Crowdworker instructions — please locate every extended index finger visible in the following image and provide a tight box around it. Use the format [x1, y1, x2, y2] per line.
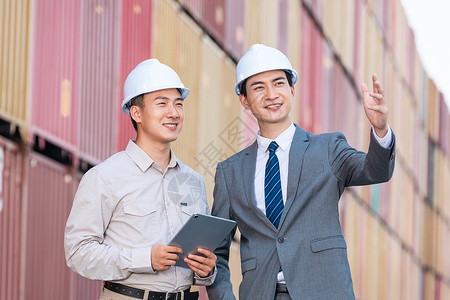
[372, 73, 383, 95]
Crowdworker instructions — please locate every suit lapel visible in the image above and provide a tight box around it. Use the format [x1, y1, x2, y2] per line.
[242, 141, 257, 208]
[279, 125, 309, 228]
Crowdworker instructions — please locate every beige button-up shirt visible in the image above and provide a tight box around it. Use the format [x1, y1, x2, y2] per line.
[64, 140, 215, 291]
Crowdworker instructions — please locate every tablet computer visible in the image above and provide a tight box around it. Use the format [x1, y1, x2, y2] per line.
[169, 213, 236, 268]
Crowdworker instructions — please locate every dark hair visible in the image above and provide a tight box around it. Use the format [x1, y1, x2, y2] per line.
[239, 70, 293, 97]
[126, 95, 145, 131]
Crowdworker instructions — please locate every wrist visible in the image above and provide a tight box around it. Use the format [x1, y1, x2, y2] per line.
[373, 125, 388, 138]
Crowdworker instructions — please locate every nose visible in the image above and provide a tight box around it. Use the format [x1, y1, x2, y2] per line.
[265, 85, 278, 100]
[166, 102, 179, 119]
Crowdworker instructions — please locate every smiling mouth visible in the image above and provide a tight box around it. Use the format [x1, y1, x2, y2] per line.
[266, 104, 281, 109]
[164, 123, 178, 128]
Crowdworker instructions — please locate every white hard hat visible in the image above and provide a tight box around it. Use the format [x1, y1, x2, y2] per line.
[234, 44, 298, 95]
[122, 59, 190, 113]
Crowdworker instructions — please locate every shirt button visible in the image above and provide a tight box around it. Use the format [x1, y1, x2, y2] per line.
[278, 237, 284, 243]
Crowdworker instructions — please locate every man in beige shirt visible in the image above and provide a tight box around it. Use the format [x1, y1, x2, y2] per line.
[65, 59, 217, 300]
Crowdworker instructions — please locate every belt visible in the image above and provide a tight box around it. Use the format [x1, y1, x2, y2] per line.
[104, 282, 199, 300]
[276, 283, 289, 294]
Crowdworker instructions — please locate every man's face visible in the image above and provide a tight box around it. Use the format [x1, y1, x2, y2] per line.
[239, 70, 294, 127]
[133, 88, 184, 145]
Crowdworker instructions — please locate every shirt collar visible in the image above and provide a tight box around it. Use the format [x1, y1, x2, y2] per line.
[125, 140, 180, 172]
[256, 123, 296, 152]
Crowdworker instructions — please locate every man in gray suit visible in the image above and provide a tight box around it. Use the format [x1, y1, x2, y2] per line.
[206, 44, 395, 299]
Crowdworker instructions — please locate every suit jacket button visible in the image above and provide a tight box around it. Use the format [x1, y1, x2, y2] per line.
[278, 237, 284, 243]
[390, 153, 395, 160]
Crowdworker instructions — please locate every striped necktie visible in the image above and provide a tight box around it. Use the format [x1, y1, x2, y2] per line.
[265, 141, 284, 228]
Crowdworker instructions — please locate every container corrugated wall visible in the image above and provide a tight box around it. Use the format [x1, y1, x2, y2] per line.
[31, 0, 81, 152]
[245, 0, 279, 47]
[224, 0, 244, 60]
[204, 0, 225, 46]
[78, 0, 120, 164]
[0, 137, 23, 300]
[0, 0, 31, 137]
[2, 0, 450, 298]
[171, 12, 203, 168]
[23, 152, 101, 299]
[300, 9, 323, 134]
[117, 0, 153, 151]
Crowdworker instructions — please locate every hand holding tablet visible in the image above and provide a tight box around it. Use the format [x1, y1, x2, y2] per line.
[169, 213, 236, 269]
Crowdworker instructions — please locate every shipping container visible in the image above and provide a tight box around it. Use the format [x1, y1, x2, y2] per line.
[427, 79, 440, 143]
[117, 0, 153, 151]
[0, 0, 31, 138]
[352, 0, 365, 83]
[179, 0, 203, 21]
[224, 0, 244, 60]
[245, 0, 279, 47]
[0, 137, 23, 300]
[383, 0, 394, 50]
[300, 10, 323, 134]
[323, 0, 355, 71]
[23, 152, 101, 299]
[275, 0, 288, 55]
[30, 0, 81, 153]
[171, 12, 203, 168]
[438, 94, 449, 155]
[422, 271, 436, 300]
[153, 0, 179, 70]
[388, 236, 402, 299]
[78, 0, 120, 164]
[203, 0, 225, 46]
[341, 191, 360, 296]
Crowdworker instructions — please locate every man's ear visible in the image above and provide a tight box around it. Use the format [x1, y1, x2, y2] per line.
[290, 84, 295, 97]
[239, 94, 251, 111]
[130, 106, 141, 123]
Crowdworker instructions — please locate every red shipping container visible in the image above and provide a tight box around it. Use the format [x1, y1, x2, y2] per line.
[30, 0, 81, 153]
[23, 153, 101, 299]
[182, 0, 204, 22]
[78, 0, 120, 164]
[0, 137, 23, 300]
[117, 0, 153, 151]
[204, 0, 225, 46]
[225, 0, 244, 60]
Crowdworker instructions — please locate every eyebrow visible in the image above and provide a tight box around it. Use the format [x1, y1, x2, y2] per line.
[154, 96, 183, 101]
[249, 76, 286, 87]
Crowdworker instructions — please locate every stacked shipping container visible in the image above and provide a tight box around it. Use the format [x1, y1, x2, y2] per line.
[0, 0, 449, 299]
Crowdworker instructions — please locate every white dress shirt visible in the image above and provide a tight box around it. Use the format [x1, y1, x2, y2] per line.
[64, 140, 215, 291]
[254, 123, 393, 282]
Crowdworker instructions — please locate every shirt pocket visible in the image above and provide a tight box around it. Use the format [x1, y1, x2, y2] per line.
[123, 203, 157, 216]
[123, 202, 158, 233]
[310, 235, 347, 253]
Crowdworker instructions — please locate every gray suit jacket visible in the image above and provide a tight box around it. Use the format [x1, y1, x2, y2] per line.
[207, 125, 395, 300]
